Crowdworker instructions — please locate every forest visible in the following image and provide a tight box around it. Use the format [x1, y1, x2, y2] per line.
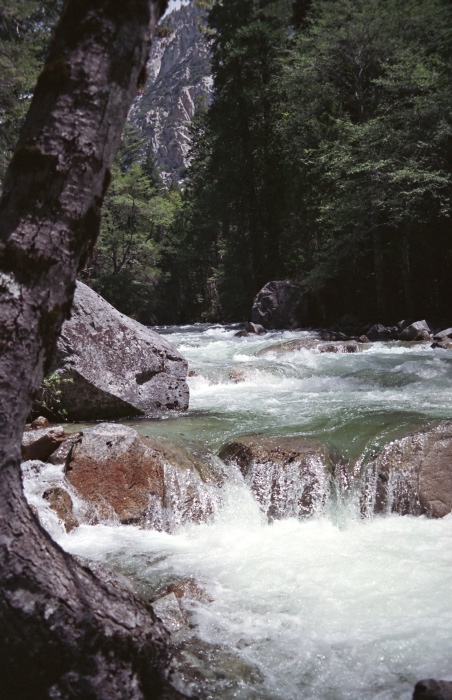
[2, 0, 452, 327]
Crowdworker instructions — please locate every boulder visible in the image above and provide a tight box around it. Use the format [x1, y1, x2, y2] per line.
[361, 421, 452, 518]
[413, 680, 452, 700]
[244, 322, 266, 335]
[43, 487, 79, 532]
[366, 324, 394, 341]
[399, 320, 432, 341]
[30, 416, 50, 430]
[317, 340, 360, 353]
[431, 340, 452, 350]
[251, 281, 311, 330]
[66, 423, 225, 531]
[48, 281, 189, 420]
[219, 435, 332, 520]
[21, 425, 67, 462]
[47, 432, 82, 465]
[255, 338, 361, 355]
[433, 327, 452, 340]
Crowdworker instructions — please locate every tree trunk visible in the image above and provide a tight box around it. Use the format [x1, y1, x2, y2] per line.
[0, 1, 188, 697]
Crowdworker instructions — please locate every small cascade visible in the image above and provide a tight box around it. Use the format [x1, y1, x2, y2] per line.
[144, 460, 224, 532]
[243, 454, 330, 521]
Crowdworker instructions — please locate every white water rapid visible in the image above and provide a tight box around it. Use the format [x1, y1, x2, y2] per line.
[24, 325, 452, 699]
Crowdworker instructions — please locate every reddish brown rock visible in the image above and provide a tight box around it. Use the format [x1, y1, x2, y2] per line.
[219, 435, 332, 520]
[43, 487, 79, 532]
[66, 423, 225, 530]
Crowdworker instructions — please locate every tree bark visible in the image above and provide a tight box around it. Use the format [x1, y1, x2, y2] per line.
[0, 1, 189, 697]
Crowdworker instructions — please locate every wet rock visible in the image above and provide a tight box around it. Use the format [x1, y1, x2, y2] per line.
[251, 280, 312, 330]
[164, 578, 212, 604]
[152, 593, 187, 634]
[234, 330, 249, 338]
[361, 421, 452, 518]
[30, 416, 50, 430]
[255, 338, 319, 355]
[48, 281, 189, 420]
[47, 432, 82, 465]
[228, 368, 247, 383]
[433, 327, 452, 340]
[244, 321, 266, 335]
[21, 425, 67, 462]
[66, 423, 225, 531]
[413, 679, 452, 700]
[43, 487, 79, 532]
[318, 340, 360, 353]
[358, 335, 370, 343]
[399, 320, 433, 341]
[219, 435, 332, 520]
[255, 338, 361, 355]
[431, 340, 452, 350]
[367, 324, 394, 341]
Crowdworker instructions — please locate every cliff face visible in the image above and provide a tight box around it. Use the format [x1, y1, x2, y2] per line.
[128, 3, 212, 183]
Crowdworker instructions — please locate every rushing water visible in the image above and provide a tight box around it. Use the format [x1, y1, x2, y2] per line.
[24, 325, 452, 699]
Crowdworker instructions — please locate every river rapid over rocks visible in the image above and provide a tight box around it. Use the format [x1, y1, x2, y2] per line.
[23, 324, 452, 699]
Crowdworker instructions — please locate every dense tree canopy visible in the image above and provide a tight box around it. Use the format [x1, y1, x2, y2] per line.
[163, 0, 451, 324]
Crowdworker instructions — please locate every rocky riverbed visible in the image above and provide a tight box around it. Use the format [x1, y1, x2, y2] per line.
[23, 324, 452, 700]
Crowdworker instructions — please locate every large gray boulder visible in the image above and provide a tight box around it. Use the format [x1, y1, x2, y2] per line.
[361, 421, 452, 518]
[49, 282, 189, 420]
[251, 281, 311, 330]
[399, 320, 433, 341]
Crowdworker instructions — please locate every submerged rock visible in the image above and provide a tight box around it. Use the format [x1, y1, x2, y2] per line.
[361, 421, 452, 518]
[43, 487, 79, 532]
[66, 423, 225, 531]
[48, 281, 189, 420]
[219, 435, 332, 520]
[251, 280, 311, 330]
[255, 338, 361, 355]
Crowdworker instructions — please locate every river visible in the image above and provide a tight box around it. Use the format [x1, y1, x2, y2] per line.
[24, 325, 452, 699]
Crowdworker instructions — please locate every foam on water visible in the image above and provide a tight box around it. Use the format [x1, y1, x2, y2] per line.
[53, 483, 452, 699]
[25, 325, 452, 698]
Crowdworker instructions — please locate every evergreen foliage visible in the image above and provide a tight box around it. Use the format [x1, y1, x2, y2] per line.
[81, 126, 182, 323]
[172, 0, 452, 324]
[2, 0, 451, 325]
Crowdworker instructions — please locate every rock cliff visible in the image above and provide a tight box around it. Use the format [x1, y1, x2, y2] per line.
[128, 3, 213, 183]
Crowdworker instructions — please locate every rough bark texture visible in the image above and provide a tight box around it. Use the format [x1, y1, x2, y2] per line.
[0, 0, 190, 697]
